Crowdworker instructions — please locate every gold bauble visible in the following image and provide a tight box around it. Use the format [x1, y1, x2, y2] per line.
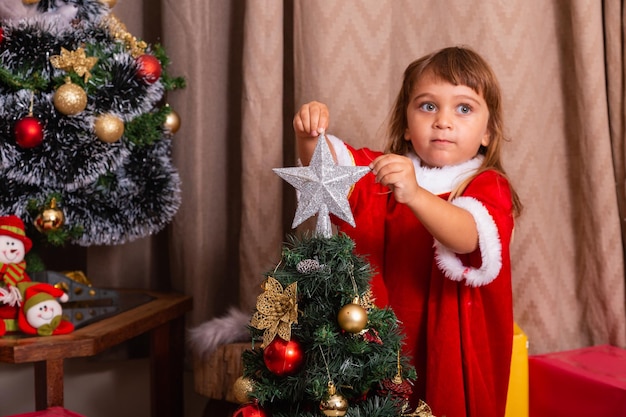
[337, 301, 368, 333]
[54, 81, 87, 116]
[100, 0, 118, 8]
[34, 198, 65, 233]
[94, 114, 124, 143]
[320, 383, 348, 417]
[232, 376, 255, 404]
[163, 108, 181, 134]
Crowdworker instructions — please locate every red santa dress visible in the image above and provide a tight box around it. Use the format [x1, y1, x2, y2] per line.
[328, 135, 514, 417]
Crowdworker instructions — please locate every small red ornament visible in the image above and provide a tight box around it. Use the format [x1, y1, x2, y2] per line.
[263, 337, 304, 376]
[14, 116, 43, 148]
[0, 27, 4, 44]
[136, 54, 162, 84]
[233, 401, 268, 417]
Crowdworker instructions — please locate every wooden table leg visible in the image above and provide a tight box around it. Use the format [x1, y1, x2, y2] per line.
[150, 316, 184, 417]
[34, 359, 64, 410]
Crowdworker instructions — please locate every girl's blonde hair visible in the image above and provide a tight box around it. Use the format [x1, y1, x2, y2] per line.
[386, 46, 522, 217]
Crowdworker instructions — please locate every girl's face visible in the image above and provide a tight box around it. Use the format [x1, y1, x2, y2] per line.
[404, 70, 491, 168]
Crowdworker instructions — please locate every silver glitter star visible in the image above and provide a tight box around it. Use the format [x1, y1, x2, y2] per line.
[273, 133, 370, 237]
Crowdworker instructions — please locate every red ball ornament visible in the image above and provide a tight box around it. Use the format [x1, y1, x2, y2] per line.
[263, 338, 304, 376]
[0, 27, 4, 44]
[14, 116, 43, 148]
[136, 54, 162, 84]
[233, 402, 268, 417]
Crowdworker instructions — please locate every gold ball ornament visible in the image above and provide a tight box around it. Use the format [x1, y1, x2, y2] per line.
[164, 107, 181, 134]
[337, 298, 368, 333]
[34, 198, 65, 233]
[320, 382, 348, 417]
[94, 114, 124, 143]
[232, 376, 255, 404]
[53, 81, 87, 116]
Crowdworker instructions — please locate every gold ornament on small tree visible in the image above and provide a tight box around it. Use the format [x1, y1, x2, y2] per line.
[337, 296, 368, 333]
[34, 198, 65, 233]
[94, 113, 124, 143]
[54, 78, 87, 116]
[337, 265, 368, 333]
[250, 275, 298, 348]
[319, 382, 348, 417]
[232, 375, 255, 404]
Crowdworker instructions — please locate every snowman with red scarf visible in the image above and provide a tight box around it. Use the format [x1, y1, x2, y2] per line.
[0, 215, 34, 335]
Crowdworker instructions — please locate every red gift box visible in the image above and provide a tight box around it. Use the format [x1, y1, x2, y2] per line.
[5, 407, 86, 417]
[529, 344, 626, 416]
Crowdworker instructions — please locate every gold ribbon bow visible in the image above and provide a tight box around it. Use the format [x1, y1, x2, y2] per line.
[50, 47, 98, 82]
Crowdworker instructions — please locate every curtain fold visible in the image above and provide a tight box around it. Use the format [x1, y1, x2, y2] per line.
[238, 0, 286, 313]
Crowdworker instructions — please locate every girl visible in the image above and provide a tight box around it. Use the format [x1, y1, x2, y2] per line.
[293, 46, 522, 417]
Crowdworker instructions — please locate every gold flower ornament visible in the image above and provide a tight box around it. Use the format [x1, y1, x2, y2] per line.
[250, 276, 298, 348]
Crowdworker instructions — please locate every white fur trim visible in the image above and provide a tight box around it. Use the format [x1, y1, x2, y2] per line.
[434, 196, 502, 287]
[327, 134, 353, 165]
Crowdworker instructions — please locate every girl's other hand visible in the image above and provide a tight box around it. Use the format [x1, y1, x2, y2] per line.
[369, 154, 420, 205]
[293, 101, 329, 140]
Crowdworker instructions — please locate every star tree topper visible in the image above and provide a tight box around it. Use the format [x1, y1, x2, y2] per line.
[273, 132, 370, 237]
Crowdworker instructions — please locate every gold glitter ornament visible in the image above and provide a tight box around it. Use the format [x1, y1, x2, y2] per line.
[163, 106, 181, 133]
[34, 198, 65, 233]
[94, 114, 124, 143]
[401, 400, 436, 417]
[337, 296, 368, 333]
[102, 14, 147, 57]
[250, 276, 298, 348]
[319, 382, 348, 417]
[232, 376, 255, 404]
[54, 79, 87, 116]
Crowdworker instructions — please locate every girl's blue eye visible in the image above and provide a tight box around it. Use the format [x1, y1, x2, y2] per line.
[458, 104, 471, 114]
[420, 102, 436, 112]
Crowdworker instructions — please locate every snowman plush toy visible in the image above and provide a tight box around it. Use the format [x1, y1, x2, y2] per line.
[0, 215, 73, 336]
[17, 281, 74, 336]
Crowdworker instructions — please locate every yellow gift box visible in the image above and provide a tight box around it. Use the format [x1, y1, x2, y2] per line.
[505, 323, 529, 417]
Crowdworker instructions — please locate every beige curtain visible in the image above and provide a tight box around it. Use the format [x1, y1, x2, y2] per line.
[84, 0, 625, 356]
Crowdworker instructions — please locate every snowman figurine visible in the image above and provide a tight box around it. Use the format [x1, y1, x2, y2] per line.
[17, 282, 74, 336]
[0, 215, 33, 335]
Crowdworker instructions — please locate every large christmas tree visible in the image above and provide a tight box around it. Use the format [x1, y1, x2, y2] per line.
[0, 0, 184, 249]
[232, 135, 434, 417]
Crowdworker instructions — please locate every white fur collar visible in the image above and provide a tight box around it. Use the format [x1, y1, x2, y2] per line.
[407, 152, 483, 195]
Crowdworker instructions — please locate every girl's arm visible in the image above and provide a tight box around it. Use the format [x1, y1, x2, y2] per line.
[370, 154, 479, 254]
[293, 101, 333, 165]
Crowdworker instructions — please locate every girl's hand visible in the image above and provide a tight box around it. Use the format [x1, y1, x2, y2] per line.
[293, 101, 329, 140]
[370, 154, 420, 205]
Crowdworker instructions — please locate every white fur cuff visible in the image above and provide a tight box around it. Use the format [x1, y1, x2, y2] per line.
[434, 196, 502, 287]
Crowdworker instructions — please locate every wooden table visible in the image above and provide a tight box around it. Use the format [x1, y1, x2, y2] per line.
[0, 289, 192, 417]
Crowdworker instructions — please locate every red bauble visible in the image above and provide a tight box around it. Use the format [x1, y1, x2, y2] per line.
[263, 337, 304, 376]
[136, 54, 162, 84]
[14, 116, 43, 148]
[0, 27, 4, 44]
[233, 402, 268, 417]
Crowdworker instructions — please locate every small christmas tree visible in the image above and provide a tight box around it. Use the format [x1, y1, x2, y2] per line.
[233, 135, 434, 417]
[0, 0, 185, 248]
